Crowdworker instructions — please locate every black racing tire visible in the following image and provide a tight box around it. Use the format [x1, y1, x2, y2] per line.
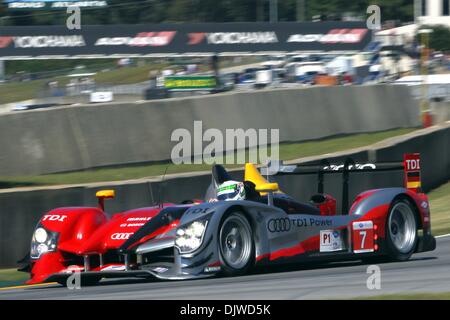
[218, 212, 255, 276]
[384, 198, 418, 261]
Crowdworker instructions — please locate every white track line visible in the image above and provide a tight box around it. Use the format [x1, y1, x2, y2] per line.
[436, 233, 450, 239]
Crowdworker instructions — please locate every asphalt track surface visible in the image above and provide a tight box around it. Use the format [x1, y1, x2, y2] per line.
[1, 236, 449, 300]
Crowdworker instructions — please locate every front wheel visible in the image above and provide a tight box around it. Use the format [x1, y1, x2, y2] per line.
[385, 198, 418, 261]
[218, 212, 255, 276]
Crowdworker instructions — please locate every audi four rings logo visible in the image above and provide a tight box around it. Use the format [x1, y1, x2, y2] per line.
[267, 218, 291, 232]
[111, 233, 133, 240]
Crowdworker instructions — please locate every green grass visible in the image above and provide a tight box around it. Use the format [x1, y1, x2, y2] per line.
[428, 181, 450, 236]
[355, 292, 450, 300]
[0, 64, 167, 105]
[93, 64, 166, 85]
[0, 128, 415, 188]
[0, 79, 49, 105]
[275, 128, 415, 160]
[0, 269, 28, 288]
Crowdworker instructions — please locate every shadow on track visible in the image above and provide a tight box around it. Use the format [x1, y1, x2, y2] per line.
[23, 255, 438, 291]
[250, 255, 438, 276]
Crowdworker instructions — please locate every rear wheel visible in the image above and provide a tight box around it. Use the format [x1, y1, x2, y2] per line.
[218, 212, 255, 276]
[385, 198, 418, 261]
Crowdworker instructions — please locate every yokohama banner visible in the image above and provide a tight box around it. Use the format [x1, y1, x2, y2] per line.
[0, 22, 372, 59]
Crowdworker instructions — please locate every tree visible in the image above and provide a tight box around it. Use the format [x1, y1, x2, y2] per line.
[0, 0, 415, 25]
[418, 25, 450, 52]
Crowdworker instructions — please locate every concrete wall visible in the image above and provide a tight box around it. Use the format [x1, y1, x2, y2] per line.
[431, 100, 450, 124]
[1, 123, 448, 268]
[0, 84, 419, 176]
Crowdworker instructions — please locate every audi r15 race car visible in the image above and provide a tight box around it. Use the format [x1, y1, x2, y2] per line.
[19, 153, 436, 286]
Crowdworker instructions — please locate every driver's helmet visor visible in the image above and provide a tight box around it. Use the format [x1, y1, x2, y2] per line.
[217, 183, 241, 201]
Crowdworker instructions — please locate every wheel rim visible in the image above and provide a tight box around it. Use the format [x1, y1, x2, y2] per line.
[388, 202, 417, 254]
[219, 215, 252, 270]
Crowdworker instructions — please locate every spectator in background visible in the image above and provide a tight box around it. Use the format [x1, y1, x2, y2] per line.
[162, 69, 173, 77]
[117, 58, 132, 68]
[186, 64, 197, 74]
[175, 66, 187, 75]
[238, 72, 246, 84]
[337, 72, 344, 85]
[148, 69, 158, 88]
[48, 80, 60, 97]
[66, 78, 78, 96]
[342, 72, 353, 85]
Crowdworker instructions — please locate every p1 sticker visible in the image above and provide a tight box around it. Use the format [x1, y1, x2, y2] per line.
[320, 230, 343, 252]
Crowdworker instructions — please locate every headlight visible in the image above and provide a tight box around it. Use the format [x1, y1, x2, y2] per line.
[34, 228, 48, 243]
[30, 225, 59, 259]
[175, 220, 208, 254]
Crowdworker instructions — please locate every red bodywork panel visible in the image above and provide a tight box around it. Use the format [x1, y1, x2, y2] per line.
[28, 203, 179, 284]
[256, 188, 431, 263]
[350, 189, 430, 239]
[316, 194, 337, 216]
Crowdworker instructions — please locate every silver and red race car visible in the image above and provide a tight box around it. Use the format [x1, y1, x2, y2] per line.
[19, 153, 436, 286]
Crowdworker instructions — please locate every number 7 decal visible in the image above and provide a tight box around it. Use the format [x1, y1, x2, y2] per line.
[352, 221, 374, 253]
[360, 230, 367, 248]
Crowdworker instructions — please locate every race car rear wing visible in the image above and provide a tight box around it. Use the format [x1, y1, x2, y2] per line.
[266, 153, 422, 214]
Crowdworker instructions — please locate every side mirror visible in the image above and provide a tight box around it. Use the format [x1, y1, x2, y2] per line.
[255, 183, 279, 206]
[96, 189, 115, 211]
